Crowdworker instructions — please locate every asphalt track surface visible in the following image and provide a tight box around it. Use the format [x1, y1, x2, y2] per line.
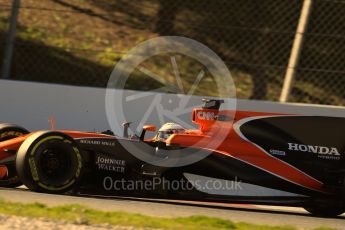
[0, 187, 344, 229]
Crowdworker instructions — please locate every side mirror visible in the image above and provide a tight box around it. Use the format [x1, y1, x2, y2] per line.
[122, 122, 132, 138]
[140, 125, 157, 140]
[143, 125, 156, 132]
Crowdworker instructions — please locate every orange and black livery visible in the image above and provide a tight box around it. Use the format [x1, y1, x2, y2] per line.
[0, 99, 344, 217]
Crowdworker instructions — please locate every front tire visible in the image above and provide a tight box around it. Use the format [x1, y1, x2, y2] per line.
[16, 131, 83, 193]
[0, 123, 29, 188]
[0, 123, 28, 142]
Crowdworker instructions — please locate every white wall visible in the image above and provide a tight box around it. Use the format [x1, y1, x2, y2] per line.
[0, 79, 344, 133]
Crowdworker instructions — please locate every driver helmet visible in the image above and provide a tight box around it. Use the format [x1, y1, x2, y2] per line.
[155, 122, 186, 141]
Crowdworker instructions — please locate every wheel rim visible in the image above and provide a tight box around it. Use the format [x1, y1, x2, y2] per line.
[34, 140, 78, 188]
[40, 148, 72, 180]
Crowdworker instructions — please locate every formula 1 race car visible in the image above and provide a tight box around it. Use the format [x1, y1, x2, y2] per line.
[0, 99, 344, 217]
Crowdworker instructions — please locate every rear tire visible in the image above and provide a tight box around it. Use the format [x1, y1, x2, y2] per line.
[16, 131, 83, 193]
[0, 123, 29, 188]
[304, 202, 345, 217]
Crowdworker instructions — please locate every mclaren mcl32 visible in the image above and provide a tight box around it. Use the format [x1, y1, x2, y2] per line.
[0, 99, 344, 217]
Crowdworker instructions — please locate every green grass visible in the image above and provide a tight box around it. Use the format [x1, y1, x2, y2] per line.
[0, 199, 336, 230]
